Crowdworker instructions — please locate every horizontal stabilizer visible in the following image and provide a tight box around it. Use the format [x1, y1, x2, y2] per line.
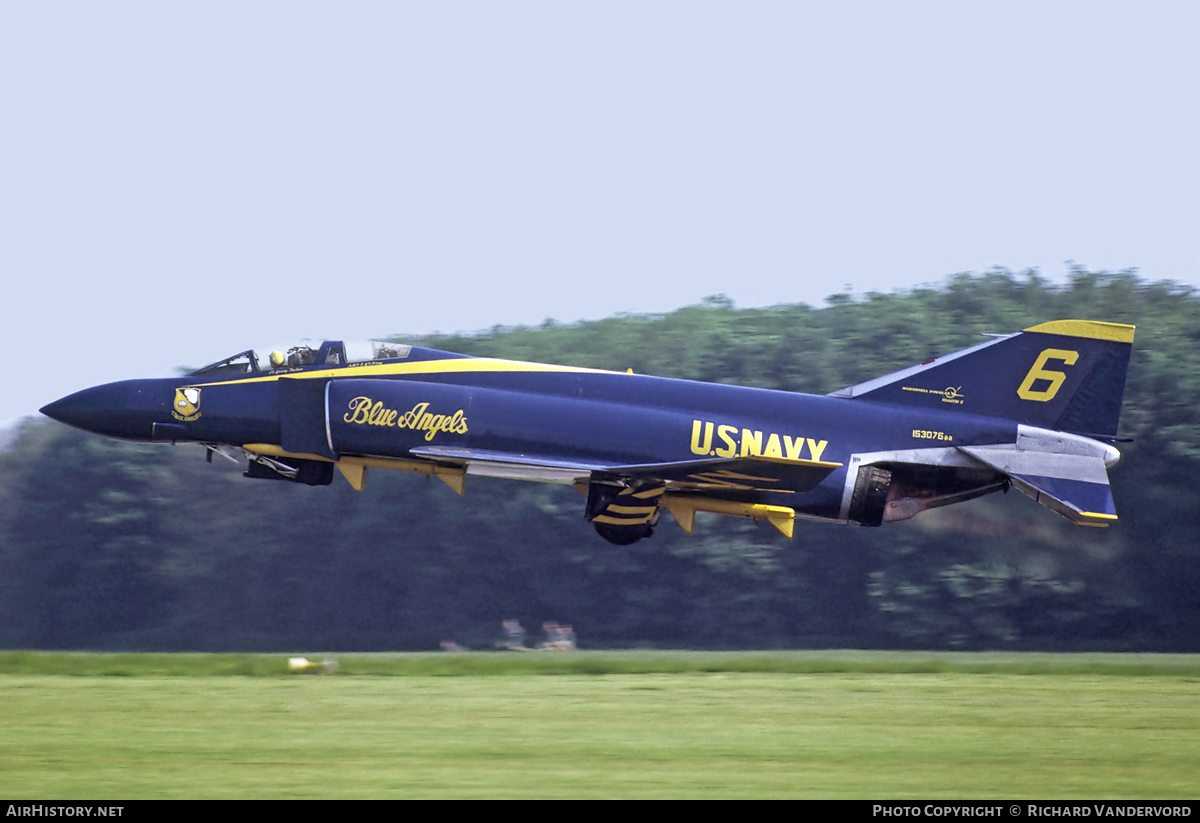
[1007, 474, 1117, 526]
[959, 445, 1117, 526]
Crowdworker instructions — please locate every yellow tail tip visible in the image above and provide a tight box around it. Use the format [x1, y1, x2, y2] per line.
[1023, 320, 1135, 343]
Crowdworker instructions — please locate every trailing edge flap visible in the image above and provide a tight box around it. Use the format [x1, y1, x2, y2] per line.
[958, 445, 1117, 527]
[592, 455, 842, 495]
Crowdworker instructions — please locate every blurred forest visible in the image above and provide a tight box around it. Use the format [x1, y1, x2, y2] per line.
[2, 268, 1198, 652]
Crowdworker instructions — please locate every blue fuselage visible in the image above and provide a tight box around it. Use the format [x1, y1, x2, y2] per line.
[42, 346, 1019, 521]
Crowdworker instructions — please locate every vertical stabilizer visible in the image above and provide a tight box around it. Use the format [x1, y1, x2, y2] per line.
[832, 320, 1134, 437]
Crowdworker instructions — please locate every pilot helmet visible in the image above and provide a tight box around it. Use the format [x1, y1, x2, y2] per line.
[269, 350, 286, 368]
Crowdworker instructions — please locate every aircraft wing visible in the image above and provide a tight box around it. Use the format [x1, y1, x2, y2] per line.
[413, 445, 842, 539]
[412, 445, 841, 495]
[589, 455, 840, 495]
[589, 455, 842, 539]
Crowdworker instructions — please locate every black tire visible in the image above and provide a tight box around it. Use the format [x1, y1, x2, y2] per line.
[593, 521, 653, 545]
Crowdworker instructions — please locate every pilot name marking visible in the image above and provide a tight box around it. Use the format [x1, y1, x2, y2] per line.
[343, 397, 469, 441]
[690, 419, 828, 462]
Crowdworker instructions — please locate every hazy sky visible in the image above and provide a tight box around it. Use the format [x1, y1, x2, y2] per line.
[3, 2, 1198, 422]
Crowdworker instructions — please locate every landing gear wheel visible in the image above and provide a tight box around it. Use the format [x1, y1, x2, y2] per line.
[593, 521, 654, 545]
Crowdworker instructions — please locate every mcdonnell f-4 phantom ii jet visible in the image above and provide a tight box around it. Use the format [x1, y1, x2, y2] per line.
[42, 320, 1133, 544]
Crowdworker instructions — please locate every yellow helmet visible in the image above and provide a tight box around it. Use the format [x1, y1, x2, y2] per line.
[269, 350, 286, 368]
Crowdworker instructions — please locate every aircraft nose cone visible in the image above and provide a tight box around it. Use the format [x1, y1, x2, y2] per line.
[40, 380, 170, 441]
[39, 395, 81, 426]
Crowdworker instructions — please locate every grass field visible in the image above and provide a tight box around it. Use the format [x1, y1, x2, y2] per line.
[1, 651, 1198, 798]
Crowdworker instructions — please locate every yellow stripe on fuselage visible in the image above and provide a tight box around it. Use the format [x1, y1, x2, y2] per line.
[196, 357, 617, 388]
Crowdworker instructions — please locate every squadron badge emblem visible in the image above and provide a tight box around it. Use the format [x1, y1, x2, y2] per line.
[172, 387, 202, 421]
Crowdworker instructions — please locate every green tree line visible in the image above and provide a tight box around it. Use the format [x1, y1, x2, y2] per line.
[1, 268, 1197, 651]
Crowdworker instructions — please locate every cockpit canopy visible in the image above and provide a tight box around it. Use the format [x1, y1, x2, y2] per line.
[189, 341, 412, 377]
